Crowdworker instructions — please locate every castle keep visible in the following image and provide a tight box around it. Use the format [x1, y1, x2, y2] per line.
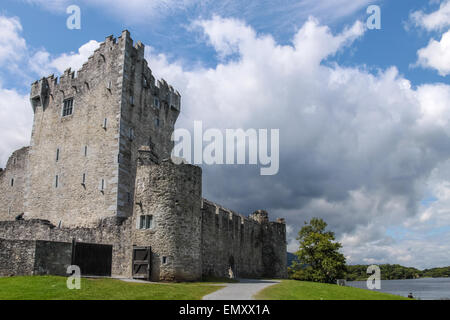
[0, 31, 287, 281]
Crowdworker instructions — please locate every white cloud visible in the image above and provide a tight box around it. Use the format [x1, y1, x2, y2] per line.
[416, 30, 450, 76]
[411, 0, 450, 31]
[30, 40, 100, 76]
[144, 16, 450, 268]
[0, 16, 27, 68]
[0, 87, 32, 167]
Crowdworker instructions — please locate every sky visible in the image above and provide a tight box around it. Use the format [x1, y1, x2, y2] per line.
[1, 0, 450, 269]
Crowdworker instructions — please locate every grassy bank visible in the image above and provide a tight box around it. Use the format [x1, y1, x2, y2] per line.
[254, 280, 411, 300]
[0, 276, 224, 300]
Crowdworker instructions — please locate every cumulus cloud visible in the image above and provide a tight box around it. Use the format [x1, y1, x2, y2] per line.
[0, 87, 32, 167]
[411, 0, 450, 31]
[29, 40, 100, 76]
[144, 16, 450, 268]
[416, 30, 450, 76]
[0, 16, 27, 69]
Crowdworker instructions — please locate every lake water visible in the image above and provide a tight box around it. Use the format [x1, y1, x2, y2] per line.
[347, 277, 450, 300]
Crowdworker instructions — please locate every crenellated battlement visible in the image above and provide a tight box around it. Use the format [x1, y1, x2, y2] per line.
[30, 30, 181, 115]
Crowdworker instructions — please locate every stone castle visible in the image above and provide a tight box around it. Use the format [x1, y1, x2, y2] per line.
[0, 31, 287, 281]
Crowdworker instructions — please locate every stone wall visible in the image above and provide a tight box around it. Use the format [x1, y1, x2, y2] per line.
[132, 157, 203, 281]
[201, 200, 287, 279]
[0, 218, 132, 277]
[0, 147, 29, 221]
[26, 34, 126, 227]
[201, 200, 265, 279]
[0, 239, 36, 277]
[116, 32, 180, 220]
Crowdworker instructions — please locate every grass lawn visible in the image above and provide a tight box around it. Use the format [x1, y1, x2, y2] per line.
[254, 280, 411, 300]
[0, 276, 224, 300]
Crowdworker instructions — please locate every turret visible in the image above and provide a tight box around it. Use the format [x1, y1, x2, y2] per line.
[30, 78, 49, 113]
[132, 155, 203, 281]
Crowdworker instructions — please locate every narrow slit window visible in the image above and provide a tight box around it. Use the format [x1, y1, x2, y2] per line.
[82, 173, 86, 185]
[55, 175, 59, 188]
[154, 97, 160, 109]
[162, 257, 167, 264]
[155, 118, 160, 128]
[10, 178, 14, 187]
[84, 146, 88, 157]
[103, 118, 107, 130]
[56, 148, 60, 162]
[129, 128, 134, 141]
[62, 98, 74, 117]
[100, 179, 105, 192]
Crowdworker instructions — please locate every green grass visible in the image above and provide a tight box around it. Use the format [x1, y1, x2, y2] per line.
[0, 276, 224, 300]
[254, 280, 411, 300]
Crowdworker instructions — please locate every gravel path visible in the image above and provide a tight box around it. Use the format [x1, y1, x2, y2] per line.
[203, 279, 280, 300]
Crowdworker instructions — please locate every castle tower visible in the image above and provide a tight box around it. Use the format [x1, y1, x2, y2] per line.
[23, 31, 180, 227]
[132, 150, 203, 281]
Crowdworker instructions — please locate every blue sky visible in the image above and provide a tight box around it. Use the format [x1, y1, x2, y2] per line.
[1, 0, 450, 268]
[2, 0, 449, 90]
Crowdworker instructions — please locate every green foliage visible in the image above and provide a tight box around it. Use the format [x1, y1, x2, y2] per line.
[254, 280, 410, 300]
[346, 264, 450, 280]
[421, 266, 450, 278]
[289, 218, 346, 284]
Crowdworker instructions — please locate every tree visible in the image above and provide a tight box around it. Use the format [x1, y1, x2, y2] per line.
[289, 218, 346, 283]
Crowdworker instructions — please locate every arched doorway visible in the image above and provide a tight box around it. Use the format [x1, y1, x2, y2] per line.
[228, 255, 235, 279]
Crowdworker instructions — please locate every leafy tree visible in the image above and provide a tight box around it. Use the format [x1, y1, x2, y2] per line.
[289, 218, 346, 283]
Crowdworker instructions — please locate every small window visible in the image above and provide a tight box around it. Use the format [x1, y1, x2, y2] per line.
[84, 146, 88, 157]
[155, 118, 160, 128]
[56, 148, 60, 162]
[154, 97, 160, 109]
[162, 257, 167, 264]
[130, 95, 134, 105]
[10, 178, 14, 187]
[102, 118, 107, 130]
[62, 98, 74, 117]
[100, 179, 105, 192]
[138, 215, 153, 230]
[129, 128, 134, 141]
[127, 192, 131, 204]
[107, 81, 112, 90]
[55, 175, 59, 188]
[143, 76, 148, 88]
[82, 173, 86, 185]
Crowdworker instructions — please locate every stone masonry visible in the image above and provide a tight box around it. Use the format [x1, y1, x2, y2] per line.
[0, 31, 287, 281]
